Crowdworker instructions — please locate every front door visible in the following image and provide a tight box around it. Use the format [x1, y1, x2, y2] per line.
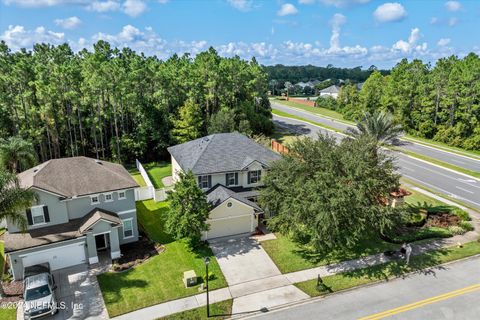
[95, 234, 108, 251]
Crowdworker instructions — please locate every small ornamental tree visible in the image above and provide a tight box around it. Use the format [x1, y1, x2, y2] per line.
[166, 171, 211, 246]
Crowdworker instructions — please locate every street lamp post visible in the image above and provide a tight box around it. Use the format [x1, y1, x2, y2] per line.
[205, 257, 210, 317]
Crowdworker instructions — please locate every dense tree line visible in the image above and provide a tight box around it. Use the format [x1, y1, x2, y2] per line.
[322, 55, 480, 151]
[0, 41, 273, 164]
[264, 64, 388, 94]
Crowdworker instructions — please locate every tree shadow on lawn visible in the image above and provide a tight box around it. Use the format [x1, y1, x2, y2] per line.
[338, 247, 449, 284]
[97, 273, 149, 305]
[292, 237, 397, 266]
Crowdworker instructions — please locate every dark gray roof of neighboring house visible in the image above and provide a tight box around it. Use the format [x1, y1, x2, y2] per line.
[206, 184, 262, 212]
[17, 156, 139, 198]
[320, 85, 341, 94]
[79, 208, 122, 234]
[4, 208, 122, 252]
[4, 219, 84, 253]
[167, 132, 281, 175]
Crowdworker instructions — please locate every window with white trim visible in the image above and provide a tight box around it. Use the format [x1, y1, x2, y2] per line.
[225, 172, 238, 187]
[104, 193, 113, 202]
[248, 170, 262, 184]
[31, 205, 46, 224]
[197, 175, 211, 189]
[123, 219, 134, 238]
[90, 195, 100, 205]
[118, 191, 126, 200]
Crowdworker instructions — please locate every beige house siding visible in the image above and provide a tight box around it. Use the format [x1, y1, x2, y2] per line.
[202, 197, 257, 240]
[171, 155, 183, 182]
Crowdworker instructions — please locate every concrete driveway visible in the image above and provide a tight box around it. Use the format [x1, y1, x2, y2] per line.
[17, 264, 108, 320]
[209, 236, 281, 286]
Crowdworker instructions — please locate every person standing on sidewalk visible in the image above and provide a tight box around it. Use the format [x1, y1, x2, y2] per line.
[405, 243, 413, 264]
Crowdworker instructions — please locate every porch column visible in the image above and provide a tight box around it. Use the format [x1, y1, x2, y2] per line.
[86, 234, 98, 264]
[110, 227, 121, 259]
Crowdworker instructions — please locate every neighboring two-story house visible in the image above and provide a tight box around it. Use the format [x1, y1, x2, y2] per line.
[5, 157, 139, 280]
[167, 132, 281, 240]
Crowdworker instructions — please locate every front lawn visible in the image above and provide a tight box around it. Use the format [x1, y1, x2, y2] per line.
[144, 162, 172, 188]
[295, 241, 480, 297]
[97, 200, 227, 317]
[261, 234, 398, 274]
[158, 299, 233, 320]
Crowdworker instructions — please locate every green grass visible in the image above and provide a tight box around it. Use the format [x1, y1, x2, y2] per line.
[295, 241, 480, 297]
[127, 167, 147, 187]
[144, 162, 172, 188]
[261, 234, 398, 274]
[272, 98, 349, 123]
[404, 187, 445, 207]
[97, 200, 227, 317]
[0, 242, 16, 320]
[158, 299, 233, 320]
[270, 126, 301, 145]
[397, 148, 480, 179]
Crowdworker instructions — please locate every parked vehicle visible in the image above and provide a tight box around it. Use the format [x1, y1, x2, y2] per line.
[23, 264, 58, 319]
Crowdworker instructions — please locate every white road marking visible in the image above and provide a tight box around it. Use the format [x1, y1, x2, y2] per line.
[456, 186, 474, 194]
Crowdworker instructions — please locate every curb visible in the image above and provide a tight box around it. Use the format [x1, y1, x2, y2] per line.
[238, 253, 480, 319]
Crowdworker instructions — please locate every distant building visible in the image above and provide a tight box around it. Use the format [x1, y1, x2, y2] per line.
[319, 85, 341, 99]
[356, 82, 364, 90]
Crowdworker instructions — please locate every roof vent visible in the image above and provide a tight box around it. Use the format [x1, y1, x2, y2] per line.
[33, 168, 38, 173]
[95, 160, 103, 165]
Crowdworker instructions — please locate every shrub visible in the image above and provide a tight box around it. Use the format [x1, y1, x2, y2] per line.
[448, 225, 466, 236]
[459, 221, 474, 232]
[450, 208, 471, 221]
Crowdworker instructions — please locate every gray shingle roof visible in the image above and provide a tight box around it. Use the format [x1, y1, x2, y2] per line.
[320, 85, 341, 94]
[17, 156, 139, 198]
[206, 184, 262, 212]
[167, 132, 281, 175]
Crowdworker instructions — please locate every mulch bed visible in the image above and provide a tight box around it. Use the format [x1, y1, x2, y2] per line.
[111, 236, 165, 272]
[425, 212, 461, 228]
[0, 280, 23, 303]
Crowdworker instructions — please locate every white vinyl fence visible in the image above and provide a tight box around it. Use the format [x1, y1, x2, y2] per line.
[134, 159, 172, 202]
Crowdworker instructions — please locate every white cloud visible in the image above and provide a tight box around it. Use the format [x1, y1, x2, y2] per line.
[298, 0, 315, 4]
[430, 17, 439, 24]
[448, 17, 458, 26]
[123, 0, 146, 17]
[437, 38, 451, 46]
[392, 28, 427, 54]
[87, 0, 121, 12]
[329, 13, 346, 50]
[445, 1, 461, 12]
[54, 16, 82, 29]
[373, 2, 407, 23]
[227, 0, 253, 11]
[277, 3, 298, 16]
[320, 0, 370, 7]
[0, 25, 65, 50]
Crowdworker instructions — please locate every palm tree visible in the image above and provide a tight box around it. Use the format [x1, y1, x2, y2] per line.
[0, 136, 37, 173]
[0, 169, 36, 297]
[346, 111, 403, 146]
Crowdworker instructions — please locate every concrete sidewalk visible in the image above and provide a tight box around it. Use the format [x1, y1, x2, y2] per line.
[112, 187, 480, 320]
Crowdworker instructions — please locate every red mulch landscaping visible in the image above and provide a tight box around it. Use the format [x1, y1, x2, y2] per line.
[425, 212, 461, 228]
[111, 236, 164, 272]
[0, 280, 23, 303]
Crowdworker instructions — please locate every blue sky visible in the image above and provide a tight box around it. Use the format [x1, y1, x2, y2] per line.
[0, 0, 478, 68]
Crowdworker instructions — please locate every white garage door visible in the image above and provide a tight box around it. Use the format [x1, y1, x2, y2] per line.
[22, 242, 87, 271]
[206, 215, 252, 240]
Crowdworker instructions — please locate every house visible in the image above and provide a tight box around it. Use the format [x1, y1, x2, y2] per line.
[5, 157, 139, 280]
[319, 85, 341, 99]
[167, 132, 281, 240]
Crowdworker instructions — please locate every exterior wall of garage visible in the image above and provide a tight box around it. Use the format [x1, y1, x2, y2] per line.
[8, 237, 87, 280]
[202, 198, 258, 240]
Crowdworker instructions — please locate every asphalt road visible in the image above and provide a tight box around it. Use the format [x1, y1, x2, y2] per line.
[272, 102, 480, 173]
[272, 115, 480, 210]
[249, 255, 480, 320]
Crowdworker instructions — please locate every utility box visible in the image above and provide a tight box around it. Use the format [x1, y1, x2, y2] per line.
[183, 270, 197, 287]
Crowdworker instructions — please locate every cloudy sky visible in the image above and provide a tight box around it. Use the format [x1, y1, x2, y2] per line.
[0, 0, 477, 68]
